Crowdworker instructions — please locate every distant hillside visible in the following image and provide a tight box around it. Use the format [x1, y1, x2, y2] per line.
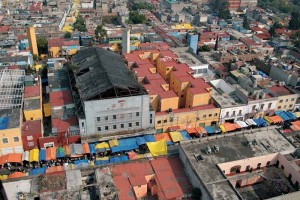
[258, 0, 300, 13]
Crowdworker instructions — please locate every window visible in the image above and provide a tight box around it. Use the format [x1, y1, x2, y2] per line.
[13, 137, 19, 142]
[113, 125, 117, 129]
[284, 105, 287, 109]
[81, 122, 84, 127]
[279, 100, 283, 103]
[28, 142, 34, 147]
[129, 113, 132, 118]
[97, 127, 101, 131]
[97, 117, 100, 121]
[112, 104, 116, 108]
[291, 98, 295, 101]
[226, 112, 229, 116]
[286, 99, 289, 102]
[113, 115, 116, 119]
[121, 124, 124, 128]
[257, 163, 261, 170]
[105, 116, 108, 120]
[252, 105, 256, 111]
[203, 115, 206, 118]
[238, 110, 242, 115]
[166, 68, 170, 71]
[214, 113, 218, 116]
[163, 119, 167, 123]
[209, 114, 212, 117]
[105, 126, 108, 130]
[266, 161, 270, 166]
[27, 136, 33, 140]
[278, 106, 281, 109]
[260, 104, 264, 110]
[120, 102, 125, 108]
[232, 111, 236, 116]
[136, 112, 140, 116]
[157, 120, 161, 124]
[136, 122, 139, 126]
[2, 138, 8, 144]
[150, 97, 153, 100]
[289, 104, 293, 108]
[129, 123, 132, 127]
[268, 103, 272, 109]
[181, 95, 184, 98]
[120, 114, 124, 119]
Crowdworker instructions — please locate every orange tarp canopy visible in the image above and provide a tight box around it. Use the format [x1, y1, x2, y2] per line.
[46, 147, 57, 161]
[195, 127, 207, 134]
[0, 153, 22, 165]
[8, 172, 25, 179]
[64, 145, 70, 155]
[46, 166, 63, 174]
[82, 143, 90, 154]
[128, 151, 138, 160]
[186, 128, 198, 135]
[154, 133, 172, 143]
[269, 116, 283, 123]
[292, 121, 300, 126]
[222, 123, 240, 132]
[291, 125, 300, 131]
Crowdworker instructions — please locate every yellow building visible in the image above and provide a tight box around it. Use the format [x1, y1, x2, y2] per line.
[23, 85, 43, 121]
[268, 85, 298, 111]
[0, 109, 23, 156]
[27, 26, 39, 56]
[48, 37, 80, 58]
[155, 105, 220, 132]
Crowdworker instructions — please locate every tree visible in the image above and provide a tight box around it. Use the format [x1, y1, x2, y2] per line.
[95, 25, 107, 43]
[198, 45, 211, 52]
[243, 16, 250, 29]
[289, 11, 300, 30]
[192, 188, 202, 199]
[33, 54, 38, 61]
[74, 15, 87, 32]
[42, 0, 47, 6]
[64, 32, 71, 38]
[291, 31, 300, 48]
[214, 0, 231, 20]
[214, 35, 219, 51]
[128, 11, 147, 24]
[37, 38, 48, 54]
[269, 25, 276, 38]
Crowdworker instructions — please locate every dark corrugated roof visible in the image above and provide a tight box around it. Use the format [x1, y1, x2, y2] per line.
[72, 47, 145, 100]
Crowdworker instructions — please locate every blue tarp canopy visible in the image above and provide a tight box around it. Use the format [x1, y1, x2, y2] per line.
[286, 111, 297, 120]
[29, 167, 46, 176]
[205, 126, 215, 135]
[136, 137, 147, 145]
[95, 159, 109, 166]
[144, 135, 155, 142]
[258, 70, 268, 78]
[39, 149, 46, 161]
[111, 138, 139, 153]
[74, 159, 88, 165]
[0, 116, 9, 130]
[180, 130, 192, 140]
[254, 118, 268, 127]
[56, 147, 65, 158]
[109, 155, 129, 163]
[275, 111, 292, 121]
[89, 143, 96, 154]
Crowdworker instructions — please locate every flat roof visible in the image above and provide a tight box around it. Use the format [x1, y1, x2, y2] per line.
[24, 98, 40, 110]
[180, 128, 295, 200]
[0, 108, 21, 129]
[24, 85, 40, 98]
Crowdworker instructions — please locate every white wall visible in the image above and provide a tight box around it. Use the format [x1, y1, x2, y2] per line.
[220, 105, 248, 123]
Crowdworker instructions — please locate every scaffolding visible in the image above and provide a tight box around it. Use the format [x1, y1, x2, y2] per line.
[0, 69, 25, 109]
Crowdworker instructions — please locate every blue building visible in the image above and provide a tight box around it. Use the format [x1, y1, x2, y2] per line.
[187, 32, 199, 54]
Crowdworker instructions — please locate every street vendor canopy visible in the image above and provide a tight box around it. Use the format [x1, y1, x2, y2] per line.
[154, 133, 173, 145]
[22, 151, 29, 161]
[0, 153, 22, 165]
[111, 138, 138, 153]
[56, 147, 65, 158]
[39, 149, 46, 161]
[146, 139, 167, 157]
[269, 115, 283, 124]
[169, 131, 183, 142]
[46, 147, 57, 161]
[29, 149, 39, 162]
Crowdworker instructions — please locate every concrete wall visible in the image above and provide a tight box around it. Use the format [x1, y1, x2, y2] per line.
[179, 145, 214, 200]
[81, 95, 151, 136]
[269, 66, 290, 84]
[277, 153, 300, 185]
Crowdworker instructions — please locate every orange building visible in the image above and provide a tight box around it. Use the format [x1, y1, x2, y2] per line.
[124, 44, 220, 132]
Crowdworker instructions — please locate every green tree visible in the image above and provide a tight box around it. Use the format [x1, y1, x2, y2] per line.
[289, 11, 300, 30]
[42, 0, 47, 6]
[128, 11, 147, 24]
[129, 0, 154, 11]
[269, 25, 276, 38]
[291, 31, 300, 48]
[215, 0, 231, 20]
[33, 54, 38, 61]
[95, 25, 107, 43]
[74, 15, 87, 32]
[37, 37, 48, 54]
[198, 45, 211, 52]
[64, 31, 72, 38]
[243, 16, 250, 29]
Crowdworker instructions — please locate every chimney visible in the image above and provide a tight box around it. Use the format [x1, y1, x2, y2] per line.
[122, 29, 130, 54]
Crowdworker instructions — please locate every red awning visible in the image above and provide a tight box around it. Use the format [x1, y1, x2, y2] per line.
[195, 127, 207, 135]
[82, 143, 90, 154]
[154, 133, 172, 143]
[46, 147, 57, 161]
[46, 166, 63, 174]
[8, 172, 25, 179]
[0, 153, 22, 165]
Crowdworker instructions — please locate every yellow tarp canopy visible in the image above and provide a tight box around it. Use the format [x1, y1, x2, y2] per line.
[109, 139, 119, 147]
[0, 175, 8, 180]
[95, 142, 109, 149]
[169, 131, 183, 142]
[34, 64, 42, 72]
[96, 156, 109, 161]
[29, 149, 39, 162]
[43, 103, 51, 117]
[263, 116, 273, 124]
[220, 125, 226, 133]
[146, 139, 167, 157]
[294, 112, 300, 118]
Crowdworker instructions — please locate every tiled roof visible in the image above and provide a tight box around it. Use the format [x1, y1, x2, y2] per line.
[24, 85, 40, 98]
[49, 90, 73, 107]
[52, 117, 78, 134]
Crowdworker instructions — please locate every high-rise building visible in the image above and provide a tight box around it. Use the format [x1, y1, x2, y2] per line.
[27, 26, 39, 56]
